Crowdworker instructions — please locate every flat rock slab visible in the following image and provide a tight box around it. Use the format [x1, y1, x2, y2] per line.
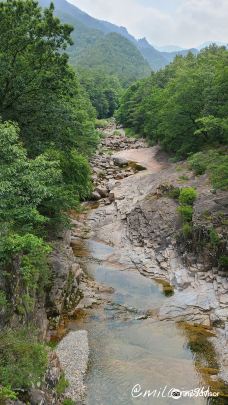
[56, 330, 89, 402]
[112, 147, 164, 171]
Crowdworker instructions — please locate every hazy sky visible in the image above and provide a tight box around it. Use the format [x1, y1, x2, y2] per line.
[69, 0, 228, 48]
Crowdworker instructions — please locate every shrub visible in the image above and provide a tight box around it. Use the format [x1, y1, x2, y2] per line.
[188, 150, 228, 190]
[125, 128, 137, 138]
[178, 206, 193, 222]
[182, 223, 193, 238]
[168, 187, 180, 200]
[0, 386, 17, 402]
[0, 233, 51, 314]
[219, 256, 228, 270]
[179, 187, 197, 205]
[95, 119, 109, 128]
[63, 399, 76, 405]
[209, 228, 220, 247]
[210, 155, 228, 190]
[188, 152, 209, 175]
[0, 328, 48, 390]
[0, 291, 7, 311]
[56, 374, 69, 395]
[113, 130, 121, 136]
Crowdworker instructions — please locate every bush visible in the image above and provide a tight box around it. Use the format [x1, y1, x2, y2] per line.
[178, 206, 193, 222]
[0, 291, 7, 311]
[125, 128, 137, 138]
[95, 119, 109, 128]
[179, 188, 197, 205]
[188, 150, 228, 190]
[56, 374, 69, 395]
[0, 233, 51, 314]
[188, 151, 209, 175]
[0, 328, 48, 390]
[63, 399, 76, 405]
[209, 228, 220, 247]
[210, 155, 228, 190]
[182, 223, 193, 238]
[168, 187, 181, 200]
[0, 386, 17, 402]
[219, 256, 228, 270]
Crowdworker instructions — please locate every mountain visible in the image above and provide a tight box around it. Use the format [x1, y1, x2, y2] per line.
[157, 45, 184, 52]
[137, 38, 168, 71]
[162, 48, 199, 63]
[40, 0, 151, 85]
[39, 0, 203, 80]
[76, 33, 151, 86]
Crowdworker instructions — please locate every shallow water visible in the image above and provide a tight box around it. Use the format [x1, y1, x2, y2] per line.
[68, 239, 224, 405]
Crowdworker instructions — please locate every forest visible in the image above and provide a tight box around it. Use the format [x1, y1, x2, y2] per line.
[0, 0, 98, 400]
[117, 45, 228, 190]
[0, 0, 227, 402]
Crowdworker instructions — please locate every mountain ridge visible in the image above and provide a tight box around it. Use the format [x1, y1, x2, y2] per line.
[40, 0, 226, 76]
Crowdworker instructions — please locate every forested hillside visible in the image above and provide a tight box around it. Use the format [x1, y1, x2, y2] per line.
[40, 0, 200, 75]
[40, 0, 151, 85]
[0, 1, 98, 400]
[76, 33, 151, 87]
[78, 69, 122, 119]
[117, 45, 228, 190]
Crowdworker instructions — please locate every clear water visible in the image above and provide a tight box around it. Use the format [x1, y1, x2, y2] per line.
[68, 239, 224, 405]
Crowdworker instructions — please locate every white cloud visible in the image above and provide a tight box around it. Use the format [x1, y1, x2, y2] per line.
[69, 0, 228, 48]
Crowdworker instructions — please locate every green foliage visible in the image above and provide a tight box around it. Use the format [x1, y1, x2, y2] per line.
[209, 228, 220, 247]
[56, 374, 69, 395]
[182, 223, 193, 238]
[168, 187, 181, 200]
[63, 400, 76, 405]
[0, 121, 63, 232]
[124, 128, 138, 138]
[188, 149, 228, 190]
[95, 119, 109, 128]
[178, 175, 189, 182]
[209, 155, 228, 190]
[219, 256, 228, 270]
[177, 206, 193, 222]
[49, 0, 152, 84]
[0, 386, 17, 401]
[0, 0, 97, 159]
[179, 188, 197, 205]
[76, 33, 151, 87]
[0, 233, 51, 313]
[0, 0, 101, 397]
[79, 69, 122, 118]
[0, 292, 7, 311]
[0, 328, 48, 390]
[117, 46, 228, 158]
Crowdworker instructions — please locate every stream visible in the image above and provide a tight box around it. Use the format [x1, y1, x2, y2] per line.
[60, 131, 227, 404]
[68, 238, 221, 405]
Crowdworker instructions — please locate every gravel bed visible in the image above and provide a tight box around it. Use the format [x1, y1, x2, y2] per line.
[56, 330, 89, 402]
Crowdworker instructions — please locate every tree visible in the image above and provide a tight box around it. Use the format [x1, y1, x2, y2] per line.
[0, 0, 97, 159]
[79, 69, 122, 118]
[117, 46, 228, 158]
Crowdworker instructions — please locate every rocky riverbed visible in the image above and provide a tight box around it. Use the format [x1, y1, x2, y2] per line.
[38, 123, 228, 405]
[64, 120, 228, 400]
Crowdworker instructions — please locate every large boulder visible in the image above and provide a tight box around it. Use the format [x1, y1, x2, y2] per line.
[112, 156, 128, 167]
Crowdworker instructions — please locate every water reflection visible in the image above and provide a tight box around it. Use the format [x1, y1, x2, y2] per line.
[69, 239, 228, 404]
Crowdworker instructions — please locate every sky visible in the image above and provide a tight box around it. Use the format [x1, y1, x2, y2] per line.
[68, 0, 228, 48]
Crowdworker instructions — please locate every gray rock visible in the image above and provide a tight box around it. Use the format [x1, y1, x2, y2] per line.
[91, 191, 101, 201]
[113, 156, 128, 167]
[28, 389, 45, 405]
[95, 187, 108, 198]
